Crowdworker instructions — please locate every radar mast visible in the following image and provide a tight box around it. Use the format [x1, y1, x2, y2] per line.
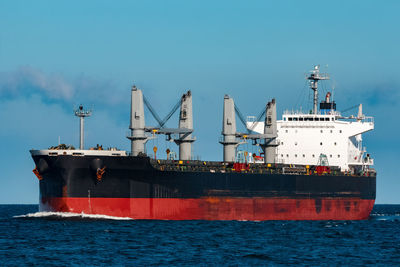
[307, 65, 329, 114]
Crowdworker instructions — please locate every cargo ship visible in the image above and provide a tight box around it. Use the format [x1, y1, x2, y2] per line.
[31, 66, 376, 220]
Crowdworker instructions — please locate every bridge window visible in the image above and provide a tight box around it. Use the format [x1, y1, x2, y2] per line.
[299, 118, 304, 121]
[288, 117, 293, 121]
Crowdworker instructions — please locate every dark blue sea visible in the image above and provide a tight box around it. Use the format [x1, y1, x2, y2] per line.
[1, 205, 399, 266]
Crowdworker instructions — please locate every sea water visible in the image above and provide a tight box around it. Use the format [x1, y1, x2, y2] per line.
[1, 204, 399, 266]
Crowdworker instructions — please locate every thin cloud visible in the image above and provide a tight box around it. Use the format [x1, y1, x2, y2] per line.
[334, 83, 400, 111]
[0, 66, 74, 100]
[0, 66, 129, 110]
[74, 74, 127, 107]
[363, 85, 400, 106]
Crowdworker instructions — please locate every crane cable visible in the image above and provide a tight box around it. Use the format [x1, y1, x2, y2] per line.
[234, 104, 250, 133]
[340, 104, 359, 113]
[234, 104, 266, 133]
[143, 95, 181, 128]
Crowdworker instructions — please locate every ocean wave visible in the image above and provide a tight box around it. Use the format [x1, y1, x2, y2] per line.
[370, 213, 400, 221]
[13, 211, 133, 221]
[371, 213, 400, 217]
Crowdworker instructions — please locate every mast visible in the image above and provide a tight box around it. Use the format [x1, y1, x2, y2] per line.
[74, 105, 92, 150]
[307, 65, 329, 114]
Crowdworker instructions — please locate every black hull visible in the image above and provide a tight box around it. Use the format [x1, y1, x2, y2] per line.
[32, 155, 376, 220]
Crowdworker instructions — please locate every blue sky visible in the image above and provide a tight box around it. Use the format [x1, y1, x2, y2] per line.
[0, 0, 399, 203]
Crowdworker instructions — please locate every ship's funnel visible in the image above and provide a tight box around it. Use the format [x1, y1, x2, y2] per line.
[128, 85, 149, 156]
[263, 98, 278, 164]
[220, 95, 239, 162]
[175, 90, 195, 160]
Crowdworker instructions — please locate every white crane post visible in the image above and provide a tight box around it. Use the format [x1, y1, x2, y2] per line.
[219, 95, 239, 162]
[127, 85, 148, 156]
[264, 99, 278, 164]
[176, 91, 195, 160]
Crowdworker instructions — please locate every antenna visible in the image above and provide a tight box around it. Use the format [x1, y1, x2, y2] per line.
[74, 104, 92, 150]
[307, 65, 329, 114]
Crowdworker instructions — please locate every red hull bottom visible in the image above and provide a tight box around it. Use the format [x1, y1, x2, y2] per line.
[40, 197, 374, 220]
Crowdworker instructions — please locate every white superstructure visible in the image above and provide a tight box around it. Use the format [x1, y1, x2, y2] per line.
[246, 66, 374, 171]
[248, 110, 374, 171]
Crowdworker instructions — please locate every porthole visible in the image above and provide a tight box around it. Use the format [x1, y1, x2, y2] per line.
[281, 154, 283, 157]
[334, 142, 337, 146]
[338, 155, 340, 158]
[285, 130, 288, 133]
[330, 130, 333, 133]
[330, 155, 332, 158]
[320, 130, 323, 133]
[339, 130, 342, 133]
[286, 154, 289, 157]
[302, 154, 305, 157]
[295, 142, 298, 145]
[295, 154, 297, 157]
[320, 142, 323, 145]
[312, 154, 315, 158]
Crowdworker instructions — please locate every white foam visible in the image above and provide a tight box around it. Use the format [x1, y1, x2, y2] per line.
[372, 213, 400, 217]
[13, 211, 133, 220]
[370, 213, 400, 221]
